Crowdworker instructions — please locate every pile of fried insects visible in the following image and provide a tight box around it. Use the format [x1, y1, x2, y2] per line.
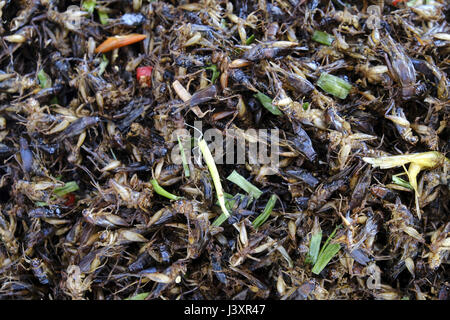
[0, 0, 449, 300]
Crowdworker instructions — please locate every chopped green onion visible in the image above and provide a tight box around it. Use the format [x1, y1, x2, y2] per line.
[311, 242, 341, 275]
[177, 135, 190, 178]
[254, 92, 283, 116]
[311, 225, 341, 275]
[53, 181, 79, 197]
[318, 225, 340, 256]
[125, 292, 150, 300]
[82, 0, 96, 14]
[227, 170, 263, 200]
[37, 69, 52, 89]
[98, 10, 109, 25]
[317, 73, 352, 99]
[205, 64, 220, 84]
[312, 30, 335, 46]
[198, 139, 230, 220]
[245, 34, 255, 45]
[212, 213, 228, 227]
[252, 194, 277, 229]
[150, 179, 181, 200]
[213, 193, 250, 227]
[306, 231, 322, 265]
[392, 175, 413, 190]
[98, 54, 109, 76]
[215, 193, 246, 210]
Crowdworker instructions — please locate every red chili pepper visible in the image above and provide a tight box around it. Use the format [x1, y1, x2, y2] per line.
[392, 0, 407, 6]
[136, 66, 153, 87]
[64, 193, 76, 206]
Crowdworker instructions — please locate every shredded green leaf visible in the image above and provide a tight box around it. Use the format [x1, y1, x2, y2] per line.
[254, 92, 283, 116]
[37, 69, 52, 89]
[252, 194, 278, 229]
[212, 213, 228, 227]
[312, 30, 335, 46]
[392, 175, 413, 190]
[215, 193, 246, 210]
[125, 292, 150, 300]
[306, 231, 322, 265]
[311, 225, 341, 274]
[317, 73, 352, 99]
[227, 170, 263, 200]
[213, 193, 249, 227]
[98, 10, 109, 25]
[82, 0, 96, 14]
[53, 181, 79, 197]
[312, 243, 341, 275]
[150, 179, 181, 200]
[245, 34, 255, 45]
[205, 64, 220, 84]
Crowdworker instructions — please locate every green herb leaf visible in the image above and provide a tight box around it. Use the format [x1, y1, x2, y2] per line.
[53, 181, 79, 197]
[82, 0, 96, 14]
[213, 193, 249, 227]
[302, 102, 310, 110]
[227, 170, 263, 200]
[311, 225, 341, 274]
[252, 194, 278, 229]
[312, 243, 341, 275]
[392, 175, 413, 190]
[215, 193, 246, 210]
[37, 69, 52, 89]
[150, 179, 181, 200]
[205, 64, 220, 84]
[98, 10, 109, 25]
[254, 92, 283, 116]
[245, 34, 255, 45]
[212, 213, 228, 227]
[306, 231, 322, 265]
[312, 30, 335, 46]
[317, 73, 352, 99]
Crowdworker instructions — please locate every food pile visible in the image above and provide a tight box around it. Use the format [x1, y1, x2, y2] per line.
[0, 0, 449, 300]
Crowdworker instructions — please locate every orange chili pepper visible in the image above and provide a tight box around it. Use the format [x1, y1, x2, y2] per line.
[95, 34, 147, 53]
